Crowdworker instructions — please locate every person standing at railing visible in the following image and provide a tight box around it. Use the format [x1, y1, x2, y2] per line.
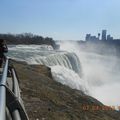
[0, 39, 8, 67]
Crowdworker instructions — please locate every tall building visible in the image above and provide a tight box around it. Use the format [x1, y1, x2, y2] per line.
[85, 34, 98, 41]
[102, 30, 107, 40]
[85, 34, 91, 41]
[98, 33, 100, 40]
[107, 35, 111, 40]
[107, 35, 113, 41]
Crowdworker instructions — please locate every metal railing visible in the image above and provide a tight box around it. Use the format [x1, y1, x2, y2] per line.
[0, 59, 29, 120]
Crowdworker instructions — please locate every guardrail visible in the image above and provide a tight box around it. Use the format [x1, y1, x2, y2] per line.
[0, 59, 29, 120]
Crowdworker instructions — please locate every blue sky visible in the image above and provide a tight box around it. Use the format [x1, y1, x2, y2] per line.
[0, 0, 120, 40]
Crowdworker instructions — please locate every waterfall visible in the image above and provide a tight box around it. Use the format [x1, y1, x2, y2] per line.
[51, 65, 88, 93]
[8, 43, 120, 106]
[27, 52, 82, 77]
[59, 41, 120, 106]
[8, 45, 87, 92]
[8, 45, 82, 76]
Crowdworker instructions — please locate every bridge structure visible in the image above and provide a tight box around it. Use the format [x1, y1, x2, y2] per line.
[0, 59, 29, 120]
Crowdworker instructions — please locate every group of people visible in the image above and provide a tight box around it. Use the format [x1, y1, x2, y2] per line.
[0, 39, 8, 67]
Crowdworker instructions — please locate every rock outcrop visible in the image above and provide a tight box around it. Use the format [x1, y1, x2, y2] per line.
[10, 60, 120, 120]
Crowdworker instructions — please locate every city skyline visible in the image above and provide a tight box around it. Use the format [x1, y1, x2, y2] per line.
[85, 29, 116, 41]
[0, 0, 120, 40]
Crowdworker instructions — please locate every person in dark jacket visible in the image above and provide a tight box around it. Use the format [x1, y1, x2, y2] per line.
[0, 39, 8, 67]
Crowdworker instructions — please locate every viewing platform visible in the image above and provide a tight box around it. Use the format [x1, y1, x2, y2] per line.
[0, 59, 28, 120]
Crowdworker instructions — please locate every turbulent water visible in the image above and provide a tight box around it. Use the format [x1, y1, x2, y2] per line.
[8, 45, 86, 91]
[8, 43, 120, 107]
[60, 41, 120, 107]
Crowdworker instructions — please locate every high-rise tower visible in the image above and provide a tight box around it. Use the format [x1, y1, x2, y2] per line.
[102, 30, 107, 40]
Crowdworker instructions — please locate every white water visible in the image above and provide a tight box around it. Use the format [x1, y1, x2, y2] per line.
[8, 45, 86, 92]
[8, 43, 120, 106]
[60, 41, 120, 106]
[51, 65, 88, 92]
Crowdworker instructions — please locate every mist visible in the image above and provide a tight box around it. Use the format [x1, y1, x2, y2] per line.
[59, 41, 120, 106]
[8, 43, 120, 106]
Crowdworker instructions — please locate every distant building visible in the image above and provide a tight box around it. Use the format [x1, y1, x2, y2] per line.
[85, 34, 98, 41]
[102, 30, 107, 40]
[98, 33, 100, 40]
[107, 35, 113, 41]
[111, 37, 113, 40]
[85, 29, 116, 41]
[90, 36, 98, 41]
[107, 35, 111, 40]
[85, 34, 91, 41]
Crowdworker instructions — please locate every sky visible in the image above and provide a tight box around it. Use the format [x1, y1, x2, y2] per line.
[0, 0, 120, 40]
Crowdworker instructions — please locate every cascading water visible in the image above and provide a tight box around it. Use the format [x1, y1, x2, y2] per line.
[8, 45, 87, 92]
[27, 52, 82, 77]
[59, 41, 120, 107]
[8, 43, 120, 107]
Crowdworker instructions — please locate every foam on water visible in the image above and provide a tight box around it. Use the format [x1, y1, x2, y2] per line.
[8, 45, 84, 92]
[8, 43, 120, 106]
[51, 65, 88, 93]
[59, 41, 120, 106]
